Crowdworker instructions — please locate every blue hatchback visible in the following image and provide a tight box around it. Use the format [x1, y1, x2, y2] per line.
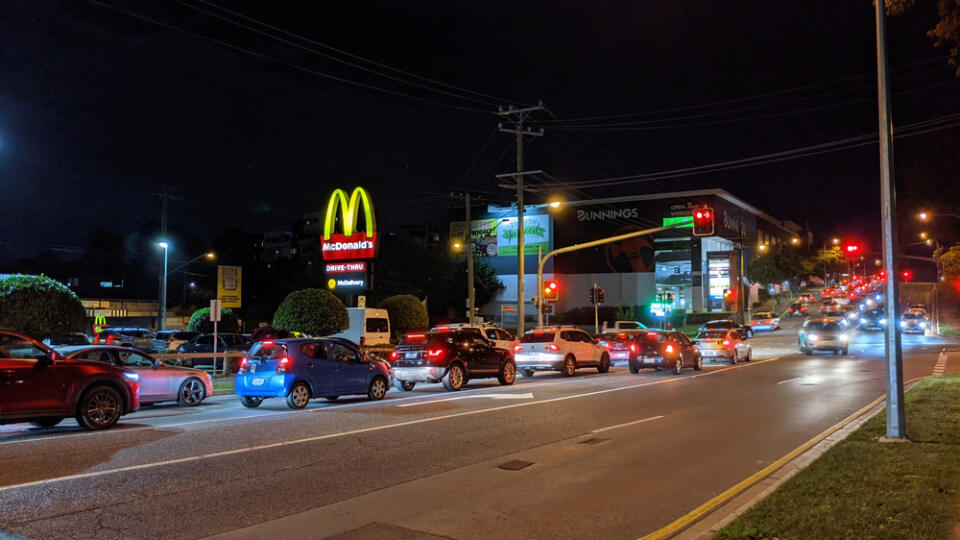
[235, 338, 391, 409]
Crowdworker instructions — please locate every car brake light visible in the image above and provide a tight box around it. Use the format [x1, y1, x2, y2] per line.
[665, 344, 675, 353]
[389, 350, 399, 361]
[238, 356, 248, 373]
[617, 332, 627, 339]
[106, 334, 116, 345]
[276, 356, 292, 373]
[360, 337, 366, 345]
[646, 331, 658, 338]
[513, 344, 523, 353]
[629, 344, 638, 353]
[427, 347, 446, 359]
[405, 333, 426, 341]
[262, 340, 274, 346]
[435, 326, 450, 332]
[722, 339, 731, 347]
[545, 343, 560, 352]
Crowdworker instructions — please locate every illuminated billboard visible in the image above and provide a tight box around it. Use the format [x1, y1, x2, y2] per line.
[321, 187, 378, 260]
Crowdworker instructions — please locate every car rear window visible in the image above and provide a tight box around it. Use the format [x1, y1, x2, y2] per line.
[399, 333, 455, 347]
[366, 318, 389, 333]
[249, 342, 288, 359]
[698, 331, 727, 339]
[903, 313, 921, 320]
[520, 332, 556, 343]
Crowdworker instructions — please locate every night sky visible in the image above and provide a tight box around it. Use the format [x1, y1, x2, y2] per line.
[2, 0, 959, 262]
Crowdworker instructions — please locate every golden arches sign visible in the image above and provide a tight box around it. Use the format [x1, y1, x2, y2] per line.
[321, 187, 378, 261]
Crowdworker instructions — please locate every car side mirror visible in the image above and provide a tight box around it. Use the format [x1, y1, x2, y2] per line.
[35, 353, 53, 368]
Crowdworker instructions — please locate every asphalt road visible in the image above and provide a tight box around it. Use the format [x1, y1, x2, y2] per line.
[1, 302, 957, 540]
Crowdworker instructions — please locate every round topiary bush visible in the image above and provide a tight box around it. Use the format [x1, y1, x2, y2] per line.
[187, 307, 240, 333]
[0, 274, 87, 338]
[379, 294, 428, 337]
[273, 288, 348, 336]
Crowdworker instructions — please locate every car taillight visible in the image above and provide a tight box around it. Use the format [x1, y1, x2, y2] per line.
[629, 344, 638, 353]
[545, 343, 560, 352]
[277, 356, 292, 373]
[360, 337, 365, 346]
[238, 356, 248, 373]
[664, 344, 675, 354]
[427, 347, 445, 359]
[106, 335, 116, 345]
[389, 350, 399, 361]
[513, 344, 523, 353]
[722, 339, 731, 347]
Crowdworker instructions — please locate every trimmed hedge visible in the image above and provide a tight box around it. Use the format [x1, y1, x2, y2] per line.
[379, 294, 427, 337]
[188, 307, 240, 333]
[0, 274, 87, 338]
[273, 288, 348, 336]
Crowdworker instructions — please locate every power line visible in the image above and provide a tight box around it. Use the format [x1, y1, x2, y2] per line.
[170, 0, 506, 108]
[87, 0, 492, 114]
[191, 0, 530, 108]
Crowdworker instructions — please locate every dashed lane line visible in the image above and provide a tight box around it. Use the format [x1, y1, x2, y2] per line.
[0, 357, 781, 492]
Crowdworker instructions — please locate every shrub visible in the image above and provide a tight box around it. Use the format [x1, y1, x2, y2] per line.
[250, 326, 291, 342]
[188, 307, 240, 333]
[379, 294, 428, 337]
[273, 288, 348, 336]
[0, 274, 87, 338]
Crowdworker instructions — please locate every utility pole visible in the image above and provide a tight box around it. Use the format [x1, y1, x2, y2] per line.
[498, 102, 544, 335]
[875, 0, 905, 440]
[465, 192, 475, 324]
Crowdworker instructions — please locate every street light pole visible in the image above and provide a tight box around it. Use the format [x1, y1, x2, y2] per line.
[875, 0, 906, 440]
[466, 193, 476, 324]
[158, 242, 169, 331]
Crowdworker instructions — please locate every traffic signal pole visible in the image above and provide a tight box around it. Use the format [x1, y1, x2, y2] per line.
[875, 0, 905, 439]
[536, 223, 685, 327]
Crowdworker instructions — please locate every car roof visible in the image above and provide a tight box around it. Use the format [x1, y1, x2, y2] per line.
[58, 345, 148, 355]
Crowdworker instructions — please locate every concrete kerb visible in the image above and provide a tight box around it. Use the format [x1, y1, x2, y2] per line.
[666, 378, 925, 540]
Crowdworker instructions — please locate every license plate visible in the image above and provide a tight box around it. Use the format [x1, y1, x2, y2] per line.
[405, 352, 418, 359]
[612, 352, 628, 359]
[251, 377, 265, 386]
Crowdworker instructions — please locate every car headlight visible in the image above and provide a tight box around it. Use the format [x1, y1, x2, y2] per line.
[123, 372, 141, 382]
[808, 334, 819, 341]
[920, 322, 926, 328]
[880, 318, 887, 325]
[840, 334, 849, 342]
[900, 321, 907, 328]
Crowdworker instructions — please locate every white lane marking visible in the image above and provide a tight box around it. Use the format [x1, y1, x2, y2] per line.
[397, 392, 534, 407]
[933, 350, 948, 375]
[777, 377, 803, 385]
[591, 415, 664, 434]
[0, 357, 782, 492]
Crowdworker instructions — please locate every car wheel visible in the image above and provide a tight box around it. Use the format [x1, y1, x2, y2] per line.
[30, 418, 63, 429]
[746, 350, 752, 362]
[522, 368, 536, 378]
[674, 357, 683, 374]
[77, 385, 122, 430]
[395, 380, 415, 392]
[498, 361, 516, 386]
[442, 364, 465, 391]
[562, 355, 577, 377]
[177, 377, 205, 407]
[597, 353, 610, 373]
[285, 382, 311, 409]
[805, 349, 813, 356]
[730, 352, 737, 365]
[842, 348, 849, 356]
[694, 355, 703, 371]
[241, 396, 263, 408]
[324, 396, 340, 402]
[629, 363, 640, 374]
[368, 376, 388, 401]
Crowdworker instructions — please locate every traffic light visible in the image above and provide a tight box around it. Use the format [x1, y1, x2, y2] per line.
[692, 207, 715, 237]
[901, 269, 913, 281]
[843, 243, 862, 259]
[543, 280, 559, 301]
[597, 288, 605, 304]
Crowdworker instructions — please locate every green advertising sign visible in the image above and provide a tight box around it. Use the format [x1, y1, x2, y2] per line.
[662, 216, 694, 229]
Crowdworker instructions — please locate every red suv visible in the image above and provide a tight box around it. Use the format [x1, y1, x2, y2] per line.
[0, 330, 140, 430]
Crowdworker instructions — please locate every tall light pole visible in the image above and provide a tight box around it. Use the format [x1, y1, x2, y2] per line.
[875, 0, 905, 440]
[157, 242, 169, 331]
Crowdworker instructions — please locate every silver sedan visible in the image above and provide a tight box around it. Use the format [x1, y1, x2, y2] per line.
[59, 346, 213, 406]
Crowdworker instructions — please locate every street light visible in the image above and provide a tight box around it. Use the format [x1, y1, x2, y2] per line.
[758, 244, 768, 252]
[919, 231, 928, 240]
[832, 237, 840, 245]
[548, 199, 563, 209]
[157, 241, 170, 331]
[452, 240, 463, 250]
[791, 237, 799, 245]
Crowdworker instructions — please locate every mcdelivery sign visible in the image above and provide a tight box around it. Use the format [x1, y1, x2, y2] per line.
[322, 187, 378, 261]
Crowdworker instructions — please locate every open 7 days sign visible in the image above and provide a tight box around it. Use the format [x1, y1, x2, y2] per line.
[321, 187, 378, 261]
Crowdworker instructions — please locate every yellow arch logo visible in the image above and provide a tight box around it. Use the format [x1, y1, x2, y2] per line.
[323, 187, 376, 241]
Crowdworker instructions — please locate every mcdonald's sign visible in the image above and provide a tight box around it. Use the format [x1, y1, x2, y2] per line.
[321, 187, 378, 260]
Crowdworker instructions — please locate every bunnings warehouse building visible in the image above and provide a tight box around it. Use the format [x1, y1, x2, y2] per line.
[448, 188, 809, 324]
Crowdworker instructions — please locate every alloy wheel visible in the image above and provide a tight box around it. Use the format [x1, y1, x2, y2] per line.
[86, 391, 119, 427]
[180, 378, 204, 406]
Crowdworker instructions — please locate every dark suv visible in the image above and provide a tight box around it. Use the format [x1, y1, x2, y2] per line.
[0, 330, 141, 430]
[390, 330, 516, 391]
[177, 333, 249, 353]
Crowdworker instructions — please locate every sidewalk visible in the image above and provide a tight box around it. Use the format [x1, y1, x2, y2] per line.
[713, 373, 960, 539]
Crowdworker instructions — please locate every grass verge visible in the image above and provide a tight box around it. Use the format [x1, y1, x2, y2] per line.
[717, 373, 960, 540]
[213, 376, 235, 393]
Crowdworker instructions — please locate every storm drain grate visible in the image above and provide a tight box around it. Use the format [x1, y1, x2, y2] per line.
[498, 459, 535, 471]
[579, 437, 609, 445]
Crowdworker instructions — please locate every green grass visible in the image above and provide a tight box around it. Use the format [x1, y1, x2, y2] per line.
[213, 376, 235, 392]
[717, 373, 960, 540]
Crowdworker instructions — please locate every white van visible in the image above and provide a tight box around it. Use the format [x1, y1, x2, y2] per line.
[331, 308, 391, 346]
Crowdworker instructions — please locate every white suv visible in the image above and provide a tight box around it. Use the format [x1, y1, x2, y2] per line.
[513, 327, 610, 378]
[430, 323, 516, 353]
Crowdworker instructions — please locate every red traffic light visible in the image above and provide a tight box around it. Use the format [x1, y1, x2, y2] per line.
[544, 280, 559, 301]
[900, 270, 913, 281]
[692, 207, 715, 237]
